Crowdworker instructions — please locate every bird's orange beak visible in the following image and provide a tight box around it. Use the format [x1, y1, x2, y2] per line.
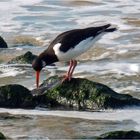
[36, 71, 40, 88]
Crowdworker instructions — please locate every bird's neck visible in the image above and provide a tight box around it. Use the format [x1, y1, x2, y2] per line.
[40, 52, 58, 65]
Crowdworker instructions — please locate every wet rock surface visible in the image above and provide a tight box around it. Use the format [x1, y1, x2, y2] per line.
[0, 84, 35, 108]
[97, 130, 140, 139]
[0, 76, 140, 110]
[33, 76, 140, 110]
[8, 51, 37, 64]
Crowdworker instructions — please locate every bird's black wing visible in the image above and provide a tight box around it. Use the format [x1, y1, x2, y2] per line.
[48, 24, 116, 53]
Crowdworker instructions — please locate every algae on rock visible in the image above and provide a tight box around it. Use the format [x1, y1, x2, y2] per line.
[0, 76, 140, 110]
[0, 84, 35, 108]
[40, 76, 140, 110]
[8, 51, 37, 64]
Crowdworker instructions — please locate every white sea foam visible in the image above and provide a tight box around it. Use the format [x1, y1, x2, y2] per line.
[58, 61, 140, 76]
[114, 85, 137, 94]
[0, 64, 27, 78]
[12, 0, 43, 5]
[0, 68, 25, 78]
[117, 49, 128, 54]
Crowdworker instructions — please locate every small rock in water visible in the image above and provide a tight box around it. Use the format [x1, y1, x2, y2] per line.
[0, 112, 31, 120]
[97, 130, 140, 139]
[0, 84, 35, 108]
[0, 36, 8, 48]
[8, 51, 37, 64]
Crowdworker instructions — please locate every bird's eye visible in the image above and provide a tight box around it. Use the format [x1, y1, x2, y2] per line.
[42, 60, 46, 67]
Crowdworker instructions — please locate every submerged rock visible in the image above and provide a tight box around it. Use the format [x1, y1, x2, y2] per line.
[97, 130, 140, 139]
[8, 51, 37, 64]
[0, 113, 32, 120]
[35, 76, 140, 110]
[0, 84, 35, 108]
[0, 36, 8, 48]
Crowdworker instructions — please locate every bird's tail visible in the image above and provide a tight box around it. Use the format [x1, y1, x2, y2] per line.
[101, 24, 117, 32]
[105, 27, 117, 32]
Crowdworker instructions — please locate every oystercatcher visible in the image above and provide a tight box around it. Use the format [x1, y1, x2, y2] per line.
[32, 24, 117, 88]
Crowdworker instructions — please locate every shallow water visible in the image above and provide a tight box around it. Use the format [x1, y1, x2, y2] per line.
[0, 0, 140, 139]
[0, 107, 139, 139]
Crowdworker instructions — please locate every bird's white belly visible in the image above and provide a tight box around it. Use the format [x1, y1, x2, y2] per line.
[53, 35, 103, 61]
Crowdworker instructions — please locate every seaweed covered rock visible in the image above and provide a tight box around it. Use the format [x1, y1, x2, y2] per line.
[37, 76, 140, 110]
[0, 36, 8, 48]
[8, 51, 37, 64]
[33, 94, 63, 109]
[97, 130, 140, 139]
[0, 132, 6, 139]
[0, 84, 35, 108]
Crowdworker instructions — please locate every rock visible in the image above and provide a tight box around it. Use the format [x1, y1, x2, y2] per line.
[0, 112, 31, 120]
[37, 76, 140, 110]
[0, 132, 6, 139]
[33, 94, 63, 109]
[0, 84, 35, 108]
[8, 51, 37, 64]
[97, 130, 140, 139]
[0, 36, 8, 48]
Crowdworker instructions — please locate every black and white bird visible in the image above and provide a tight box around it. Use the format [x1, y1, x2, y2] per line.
[32, 24, 117, 88]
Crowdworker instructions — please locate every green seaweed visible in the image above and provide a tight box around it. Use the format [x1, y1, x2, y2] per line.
[40, 76, 140, 110]
[0, 84, 35, 108]
[8, 51, 37, 64]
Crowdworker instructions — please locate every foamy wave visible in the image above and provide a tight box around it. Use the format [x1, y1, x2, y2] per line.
[0, 0, 43, 33]
[58, 61, 140, 76]
[0, 64, 27, 78]
[13, 0, 43, 5]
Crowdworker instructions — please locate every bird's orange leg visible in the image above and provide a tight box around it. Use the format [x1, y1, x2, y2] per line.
[68, 60, 77, 81]
[62, 60, 73, 82]
[62, 60, 77, 82]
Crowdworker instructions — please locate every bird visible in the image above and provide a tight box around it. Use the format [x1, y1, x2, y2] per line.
[32, 24, 117, 88]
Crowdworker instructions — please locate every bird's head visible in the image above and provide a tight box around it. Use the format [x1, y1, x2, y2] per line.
[32, 57, 46, 88]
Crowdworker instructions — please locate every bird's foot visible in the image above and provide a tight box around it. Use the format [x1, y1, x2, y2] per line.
[61, 75, 71, 83]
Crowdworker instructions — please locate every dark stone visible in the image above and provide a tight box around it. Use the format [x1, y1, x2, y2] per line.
[0, 84, 36, 108]
[35, 76, 140, 110]
[97, 130, 140, 139]
[8, 51, 37, 64]
[33, 94, 63, 109]
[0, 113, 31, 120]
[0, 132, 6, 139]
[0, 36, 8, 48]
